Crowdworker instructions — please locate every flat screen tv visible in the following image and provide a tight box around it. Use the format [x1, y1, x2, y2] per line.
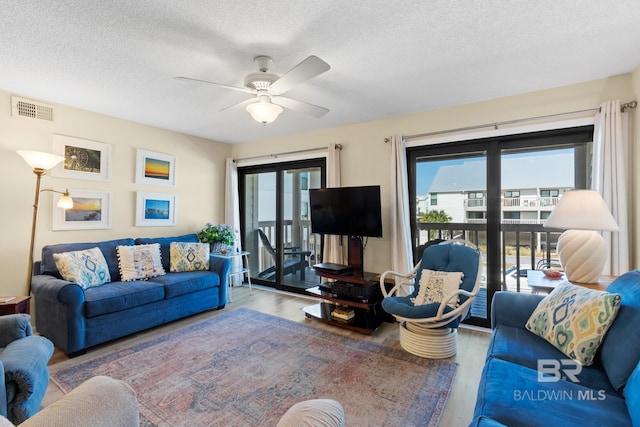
[309, 185, 383, 238]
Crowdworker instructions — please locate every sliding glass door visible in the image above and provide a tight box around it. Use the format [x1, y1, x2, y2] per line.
[239, 159, 325, 293]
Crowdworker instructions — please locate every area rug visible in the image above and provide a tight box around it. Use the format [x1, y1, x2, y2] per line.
[51, 308, 457, 426]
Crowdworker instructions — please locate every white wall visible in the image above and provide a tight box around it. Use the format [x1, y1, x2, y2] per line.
[0, 89, 231, 297]
[232, 74, 638, 273]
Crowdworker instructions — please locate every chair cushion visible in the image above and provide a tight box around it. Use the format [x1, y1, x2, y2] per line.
[381, 295, 459, 327]
[525, 282, 621, 366]
[599, 270, 640, 391]
[169, 242, 210, 272]
[135, 234, 198, 272]
[41, 238, 134, 282]
[117, 243, 165, 281]
[53, 247, 111, 289]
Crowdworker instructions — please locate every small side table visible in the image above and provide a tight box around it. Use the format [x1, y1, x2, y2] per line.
[211, 251, 252, 302]
[527, 270, 615, 294]
[0, 296, 32, 315]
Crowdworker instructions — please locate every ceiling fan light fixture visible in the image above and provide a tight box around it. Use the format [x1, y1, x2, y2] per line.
[246, 100, 283, 124]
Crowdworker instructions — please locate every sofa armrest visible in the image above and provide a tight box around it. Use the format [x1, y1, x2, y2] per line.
[209, 255, 232, 306]
[0, 315, 32, 348]
[0, 336, 54, 424]
[20, 376, 139, 427]
[30, 275, 87, 355]
[490, 291, 544, 330]
[0, 362, 6, 419]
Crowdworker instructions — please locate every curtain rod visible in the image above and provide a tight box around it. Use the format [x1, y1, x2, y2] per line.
[385, 101, 637, 143]
[234, 143, 342, 162]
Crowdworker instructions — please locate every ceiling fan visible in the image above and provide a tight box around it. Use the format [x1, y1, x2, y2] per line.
[176, 55, 330, 124]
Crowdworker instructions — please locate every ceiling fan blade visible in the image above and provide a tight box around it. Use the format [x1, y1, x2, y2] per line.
[270, 56, 330, 94]
[272, 96, 329, 118]
[220, 97, 257, 112]
[175, 76, 255, 94]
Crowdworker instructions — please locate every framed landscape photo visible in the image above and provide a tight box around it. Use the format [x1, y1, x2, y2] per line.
[136, 192, 176, 226]
[136, 149, 176, 187]
[51, 134, 112, 182]
[53, 189, 112, 230]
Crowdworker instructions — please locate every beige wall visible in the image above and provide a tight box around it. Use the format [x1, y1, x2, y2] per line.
[0, 89, 231, 297]
[232, 74, 638, 273]
[632, 66, 640, 267]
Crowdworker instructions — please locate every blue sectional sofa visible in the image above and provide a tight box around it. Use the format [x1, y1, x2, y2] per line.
[471, 270, 640, 427]
[31, 234, 231, 357]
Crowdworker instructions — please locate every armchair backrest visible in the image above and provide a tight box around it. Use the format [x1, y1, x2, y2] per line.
[414, 240, 482, 305]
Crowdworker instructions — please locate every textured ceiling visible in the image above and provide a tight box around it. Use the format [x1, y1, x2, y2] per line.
[2, 1, 640, 144]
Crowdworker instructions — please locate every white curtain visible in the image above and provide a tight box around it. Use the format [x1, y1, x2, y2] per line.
[592, 100, 630, 275]
[225, 158, 242, 285]
[390, 134, 414, 286]
[322, 144, 343, 264]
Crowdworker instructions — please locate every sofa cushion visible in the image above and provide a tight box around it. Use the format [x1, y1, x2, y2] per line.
[148, 271, 219, 299]
[135, 234, 198, 272]
[169, 242, 210, 272]
[624, 359, 640, 427]
[41, 238, 134, 282]
[473, 358, 631, 427]
[83, 281, 165, 318]
[117, 243, 165, 281]
[488, 325, 618, 395]
[599, 270, 640, 391]
[53, 247, 111, 289]
[525, 282, 621, 365]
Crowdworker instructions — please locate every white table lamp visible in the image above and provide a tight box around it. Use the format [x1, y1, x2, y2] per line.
[544, 189, 618, 283]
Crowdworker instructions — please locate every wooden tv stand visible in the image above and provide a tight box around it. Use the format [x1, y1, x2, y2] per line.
[302, 269, 385, 335]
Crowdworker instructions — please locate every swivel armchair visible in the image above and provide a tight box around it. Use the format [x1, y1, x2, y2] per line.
[380, 239, 482, 358]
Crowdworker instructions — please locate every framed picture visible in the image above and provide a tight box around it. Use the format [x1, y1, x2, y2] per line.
[51, 134, 112, 181]
[135, 149, 176, 187]
[136, 192, 176, 226]
[52, 189, 112, 230]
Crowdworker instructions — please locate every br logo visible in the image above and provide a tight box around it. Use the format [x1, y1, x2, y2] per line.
[537, 359, 582, 383]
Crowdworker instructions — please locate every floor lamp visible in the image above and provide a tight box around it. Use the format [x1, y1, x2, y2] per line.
[543, 189, 619, 283]
[17, 150, 73, 294]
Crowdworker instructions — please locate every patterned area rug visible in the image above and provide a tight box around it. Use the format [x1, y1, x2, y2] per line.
[51, 308, 457, 426]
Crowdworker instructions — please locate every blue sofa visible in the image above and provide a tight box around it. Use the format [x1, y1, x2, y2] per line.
[471, 270, 640, 427]
[31, 234, 231, 357]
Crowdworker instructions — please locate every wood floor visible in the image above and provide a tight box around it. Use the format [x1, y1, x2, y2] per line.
[44, 285, 491, 426]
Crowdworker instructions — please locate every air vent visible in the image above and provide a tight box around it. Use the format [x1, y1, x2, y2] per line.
[11, 96, 54, 121]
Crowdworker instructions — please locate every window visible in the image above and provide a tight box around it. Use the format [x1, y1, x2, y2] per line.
[407, 125, 594, 327]
[430, 193, 437, 206]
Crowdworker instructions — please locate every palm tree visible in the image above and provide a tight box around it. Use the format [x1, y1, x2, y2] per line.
[419, 209, 452, 240]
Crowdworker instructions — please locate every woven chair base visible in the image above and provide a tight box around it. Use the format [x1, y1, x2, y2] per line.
[399, 321, 457, 359]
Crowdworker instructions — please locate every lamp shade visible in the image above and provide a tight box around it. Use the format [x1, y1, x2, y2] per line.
[246, 101, 283, 124]
[17, 150, 65, 171]
[57, 193, 74, 209]
[543, 189, 619, 231]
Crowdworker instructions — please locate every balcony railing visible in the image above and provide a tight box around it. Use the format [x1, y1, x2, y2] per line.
[464, 196, 559, 209]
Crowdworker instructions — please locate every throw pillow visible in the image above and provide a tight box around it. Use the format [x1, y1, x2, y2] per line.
[117, 243, 165, 281]
[170, 242, 210, 272]
[525, 282, 621, 366]
[53, 247, 111, 289]
[413, 270, 464, 308]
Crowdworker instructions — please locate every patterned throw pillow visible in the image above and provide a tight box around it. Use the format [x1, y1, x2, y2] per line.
[413, 270, 464, 308]
[525, 282, 621, 366]
[117, 244, 165, 281]
[170, 242, 210, 272]
[53, 247, 111, 289]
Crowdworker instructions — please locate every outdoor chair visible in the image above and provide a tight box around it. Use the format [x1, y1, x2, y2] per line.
[379, 239, 483, 358]
[256, 229, 311, 280]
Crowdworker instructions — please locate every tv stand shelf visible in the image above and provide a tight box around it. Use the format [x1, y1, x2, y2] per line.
[302, 270, 385, 334]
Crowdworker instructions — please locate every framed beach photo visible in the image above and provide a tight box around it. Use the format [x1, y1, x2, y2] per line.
[52, 189, 112, 230]
[136, 192, 176, 226]
[51, 134, 112, 182]
[135, 149, 176, 187]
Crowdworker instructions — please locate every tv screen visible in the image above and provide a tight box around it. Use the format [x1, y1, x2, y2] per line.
[309, 185, 383, 237]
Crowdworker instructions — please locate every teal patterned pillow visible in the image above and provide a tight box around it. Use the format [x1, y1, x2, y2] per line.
[525, 282, 621, 365]
[170, 242, 210, 272]
[53, 247, 111, 289]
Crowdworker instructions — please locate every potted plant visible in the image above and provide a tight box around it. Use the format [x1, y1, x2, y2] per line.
[197, 223, 235, 253]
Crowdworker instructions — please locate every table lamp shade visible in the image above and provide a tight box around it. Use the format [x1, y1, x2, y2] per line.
[544, 190, 618, 283]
